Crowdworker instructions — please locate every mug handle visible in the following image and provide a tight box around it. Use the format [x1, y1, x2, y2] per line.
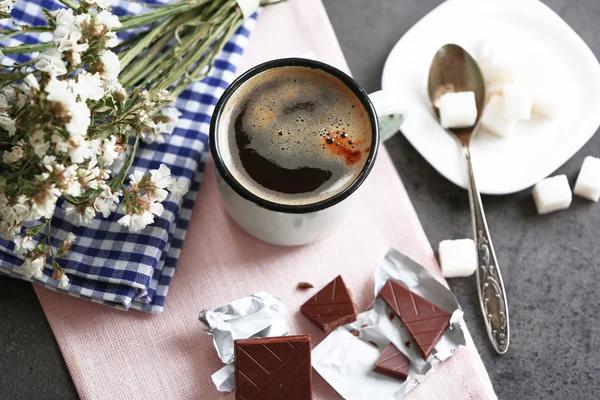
[368, 90, 405, 142]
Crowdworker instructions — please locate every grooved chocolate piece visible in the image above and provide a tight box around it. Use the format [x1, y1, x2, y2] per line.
[234, 335, 312, 400]
[378, 279, 451, 360]
[373, 343, 410, 382]
[300, 275, 357, 334]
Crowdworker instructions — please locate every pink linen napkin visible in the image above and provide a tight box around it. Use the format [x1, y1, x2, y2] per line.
[34, 0, 497, 399]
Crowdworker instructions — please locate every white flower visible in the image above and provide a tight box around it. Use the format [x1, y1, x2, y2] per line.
[104, 32, 119, 48]
[29, 130, 50, 158]
[3, 145, 23, 163]
[56, 29, 88, 61]
[93, 186, 120, 218]
[150, 164, 172, 188]
[168, 178, 189, 200]
[71, 71, 104, 102]
[51, 134, 69, 153]
[0, 93, 8, 109]
[100, 136, 119, 167]
[99, 51, 120, 90]
[129, 169, 145, 191]
[117, 198, 163, 232]
[31, 185, 61, 219]
[75, 13, 91, 29]
[65, 232, 76, 245]
[96, 10, 121, 30]
[65, 101, 91, 137]
[146, 164, 172, 202]
[13, 234, 35, 255]
[110, 150, 128, 174]
[23, 74, 40, 92]
[63, 202, 96, 226]
[0, 0, 15, 17]
[45, 76, 76, 109]
[161, 107, 181, 133]
[58, 273, 70, 289]
[35, 48, 67, 76]
[0, 115, 16, 136]
[86, 0, 111, 9]
[17, 256, 46, 279]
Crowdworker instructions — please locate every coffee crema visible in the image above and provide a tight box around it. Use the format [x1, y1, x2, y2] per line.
[217, 66, 373, 206]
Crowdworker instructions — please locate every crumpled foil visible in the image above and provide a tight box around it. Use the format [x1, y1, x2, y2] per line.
[198, 291, 289, 392]
[312, 248, 466, 400]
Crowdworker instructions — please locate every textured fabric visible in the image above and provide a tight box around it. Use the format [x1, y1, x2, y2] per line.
[34, 1, 498, 398]
[0, 0, 256, 312]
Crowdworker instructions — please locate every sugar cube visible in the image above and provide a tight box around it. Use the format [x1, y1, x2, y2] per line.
[438, 91, 478, 129]
[489, 49, 519, 83]
[532, 175, 572, 214]
[573, 156, 600, 202]
[478, 60, 493, 83]
[502, 83, 533, 120]
[481, 95, 517, 138]
[438, 239, 478, 278]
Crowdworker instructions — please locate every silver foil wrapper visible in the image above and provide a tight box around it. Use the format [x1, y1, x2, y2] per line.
[198, 291, 289, 392]
[312, 248, 466, 400]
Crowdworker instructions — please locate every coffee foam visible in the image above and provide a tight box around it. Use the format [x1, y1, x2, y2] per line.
[218, 66, 372, 206]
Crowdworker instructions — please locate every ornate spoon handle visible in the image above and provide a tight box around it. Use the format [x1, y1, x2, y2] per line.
[463, 146, 510, 354]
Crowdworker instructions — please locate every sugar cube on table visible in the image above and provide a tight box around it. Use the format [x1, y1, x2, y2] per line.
[438, 239, 478, 278]
[502, 83, 533, 120]
[438, 91, 478, 129]
[574, 156, 600, 202]
[532, 175, 572, 215]
[481, 95, 517, 138]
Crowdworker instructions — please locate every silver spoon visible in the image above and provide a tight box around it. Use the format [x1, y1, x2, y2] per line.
[427, 44, 510, 354]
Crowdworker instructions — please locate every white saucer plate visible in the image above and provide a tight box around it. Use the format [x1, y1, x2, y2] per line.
[382, 0, 600, 194]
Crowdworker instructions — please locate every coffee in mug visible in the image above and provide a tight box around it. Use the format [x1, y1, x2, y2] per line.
[216, 66, 373, 206]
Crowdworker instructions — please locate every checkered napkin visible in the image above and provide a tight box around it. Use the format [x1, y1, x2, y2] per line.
[0, 0, 256, 312]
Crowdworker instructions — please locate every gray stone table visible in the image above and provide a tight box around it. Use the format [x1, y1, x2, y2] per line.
[1, 0, 599, 399]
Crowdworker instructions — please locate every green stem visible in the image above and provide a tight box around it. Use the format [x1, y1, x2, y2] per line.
[58, 0, 80, 9]
[0, 27, 53, 40]
[2, 42, 54, 54]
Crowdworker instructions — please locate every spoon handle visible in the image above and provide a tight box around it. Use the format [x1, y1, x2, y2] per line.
[463, 146, 510, 354]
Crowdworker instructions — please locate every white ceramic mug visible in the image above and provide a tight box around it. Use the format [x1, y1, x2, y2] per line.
[210, 58, 401, 246]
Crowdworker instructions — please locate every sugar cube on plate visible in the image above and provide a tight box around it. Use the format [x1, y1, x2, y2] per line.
[489, 49, 519, 83]
[532, 175, 572, 214]
[438, 239, 478, 278]
[438, 91, 478, 129]
[574, 156, 600, 202]
[502, 83, 533, 120]
[481, 95, 517, 138]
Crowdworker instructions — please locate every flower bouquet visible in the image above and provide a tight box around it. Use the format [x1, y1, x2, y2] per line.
[0, 0, 283, 291]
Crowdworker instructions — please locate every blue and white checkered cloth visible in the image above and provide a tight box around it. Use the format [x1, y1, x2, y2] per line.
[0, 0, 256, 312]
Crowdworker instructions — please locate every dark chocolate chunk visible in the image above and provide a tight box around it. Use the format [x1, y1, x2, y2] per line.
[404, 341, 410, 348]
[300, 275, 357, 334]
[373, 343, 410, 382]
[297, 282, 314, 290]
[378, 279, 451, 360]
[234, 335, 311, 400]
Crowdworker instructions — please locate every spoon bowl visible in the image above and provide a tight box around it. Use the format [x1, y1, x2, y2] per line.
[427, 44, 486, 144]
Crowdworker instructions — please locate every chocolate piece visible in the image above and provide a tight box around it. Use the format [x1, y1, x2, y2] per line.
[360, 324, 368, 328]
[368, 341, 379, 348]
[349, 329, 360, 337]
[389, 312, 395, 320]
[378, 279, 451, 360]
[297, 282, 314, 290]
[300, 275, 357, 334]
[373, 343, 410, 382]
[404, 341, 410, 348]
[234, 335, 311, 400]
